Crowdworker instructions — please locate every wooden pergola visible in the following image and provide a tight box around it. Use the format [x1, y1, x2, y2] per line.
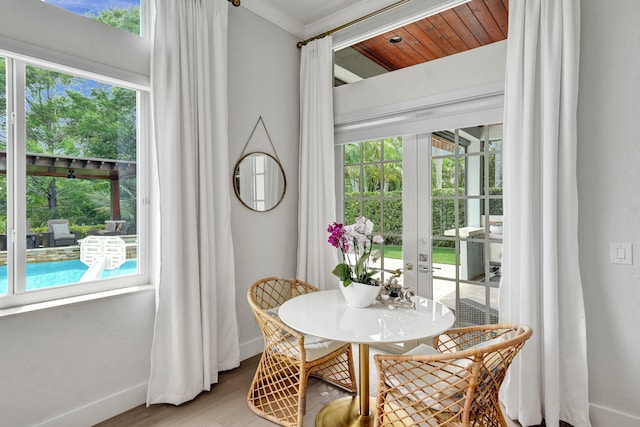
[0, 151, 136, 220]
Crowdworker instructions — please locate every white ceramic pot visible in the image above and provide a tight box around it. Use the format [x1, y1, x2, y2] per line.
[340, 281, 380, 308]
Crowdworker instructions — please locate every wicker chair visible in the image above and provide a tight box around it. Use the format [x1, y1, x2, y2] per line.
[247, 277, 357, 427]
[374, 324, 532, 427]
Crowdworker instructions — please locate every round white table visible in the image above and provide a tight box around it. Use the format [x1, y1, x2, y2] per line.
[278, 289, 455, 426]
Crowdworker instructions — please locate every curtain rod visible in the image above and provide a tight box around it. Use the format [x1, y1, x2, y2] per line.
[296, 0, 414, 48]
[228, 0, 240, 7]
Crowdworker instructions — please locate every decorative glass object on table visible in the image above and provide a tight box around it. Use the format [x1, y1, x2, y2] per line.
[377, 272, 416, 309]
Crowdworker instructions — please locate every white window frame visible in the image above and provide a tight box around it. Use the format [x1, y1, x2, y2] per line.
[0, 53, 150, 311]
[0, 0, 152, 312]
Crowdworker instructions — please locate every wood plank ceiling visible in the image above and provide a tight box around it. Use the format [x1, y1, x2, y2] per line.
[350, 0, 508, 73]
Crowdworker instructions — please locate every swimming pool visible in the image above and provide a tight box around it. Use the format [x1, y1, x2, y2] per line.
[0, 259, 137, 294]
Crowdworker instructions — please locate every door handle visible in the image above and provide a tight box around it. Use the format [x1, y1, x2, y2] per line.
[418, 265, 441, 272]
[404, 262, 414, 271]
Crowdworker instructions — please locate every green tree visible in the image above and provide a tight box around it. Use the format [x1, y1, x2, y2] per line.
[344, 144, 361, 192]
[19, 6, 139, 228]
[66, 86, 137, 161]
[25, 66, 78, 155]
[88, 6, 141, 35]
[25, 66, 79, 216]
[345, 137, 403, 194]
[86, 179, 137, 229]
[24, 70, 137, 227]
[382, 137, 402, 192]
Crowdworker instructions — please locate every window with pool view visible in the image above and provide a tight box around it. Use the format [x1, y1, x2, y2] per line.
[0, 1, 145, 306]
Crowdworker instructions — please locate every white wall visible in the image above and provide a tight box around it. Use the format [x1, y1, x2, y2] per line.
[333, 41, 506, 144]
[0, 0, 149, 86]
[578, 0, 640, 425]
[334, 40, 507, 121]
[0, 291, 155, 427]
[227, 6, 301, 359]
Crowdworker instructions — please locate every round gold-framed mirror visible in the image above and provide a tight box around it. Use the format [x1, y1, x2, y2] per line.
[233, 152, 286, 212]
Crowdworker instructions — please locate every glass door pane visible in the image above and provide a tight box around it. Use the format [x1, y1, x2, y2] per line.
[343, 137, 406, 353]
[23, 63, 138, 291]
[430, 124, 503, 326]
[342, 137, 404, 283]
[339, 124, 503, 347]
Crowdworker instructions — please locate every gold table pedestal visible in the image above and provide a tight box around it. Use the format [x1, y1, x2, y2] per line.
[315, 396, 376, 427]
[316, 344, 375, 427]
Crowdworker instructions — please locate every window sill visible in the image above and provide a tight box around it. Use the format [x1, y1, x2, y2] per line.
[0, 284, 155, 318]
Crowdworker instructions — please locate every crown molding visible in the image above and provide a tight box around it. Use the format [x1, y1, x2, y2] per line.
[331, 0, 471, 49]
[240, 0, 470, 48]
[303, 0, 397, 39]
[241, 0, 306, 38]
[240, 0, 398, 41]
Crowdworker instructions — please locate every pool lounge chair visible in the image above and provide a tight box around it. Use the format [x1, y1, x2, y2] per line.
[43, 219, 80, 247]
[89, 220, 129, 236]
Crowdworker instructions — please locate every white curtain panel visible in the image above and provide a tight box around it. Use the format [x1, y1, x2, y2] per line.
[238, 156, 255, 209]
[265, 156, 281, 209]
[499, 1, 590, 426]
[296, 37, 339, 288]
[147, 0, 239, 405]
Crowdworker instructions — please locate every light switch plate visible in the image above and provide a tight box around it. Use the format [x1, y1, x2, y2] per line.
[610, 242, 633, 265]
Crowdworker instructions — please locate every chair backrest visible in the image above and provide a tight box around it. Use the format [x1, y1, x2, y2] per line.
[247, 277, 318, 312]
[118, 222, 129, 234]
[104, 221, 118, 232]
[374, 324, 532, 427]
[47, 219, 71, 236]
[246, 278, 320, 368]
[246, 278, 318, 350]
[105, 220, 128, 234]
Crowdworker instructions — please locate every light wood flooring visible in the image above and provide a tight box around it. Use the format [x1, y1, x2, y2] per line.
[95, 345, 529, 427]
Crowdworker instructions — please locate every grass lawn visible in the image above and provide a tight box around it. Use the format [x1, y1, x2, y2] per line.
[432, 247, 455, 264]
[379, 245, 456, 265]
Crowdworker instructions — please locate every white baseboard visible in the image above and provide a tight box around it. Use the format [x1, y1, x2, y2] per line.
[33, 340, 264, 427]
[240, 336, 264, 361]
[27, 347, 640, 427]
[590, 402, 640, 427]
[35, 382, 148, 427]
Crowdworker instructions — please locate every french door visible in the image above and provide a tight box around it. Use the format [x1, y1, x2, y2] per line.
[403, 124, 504, 327]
